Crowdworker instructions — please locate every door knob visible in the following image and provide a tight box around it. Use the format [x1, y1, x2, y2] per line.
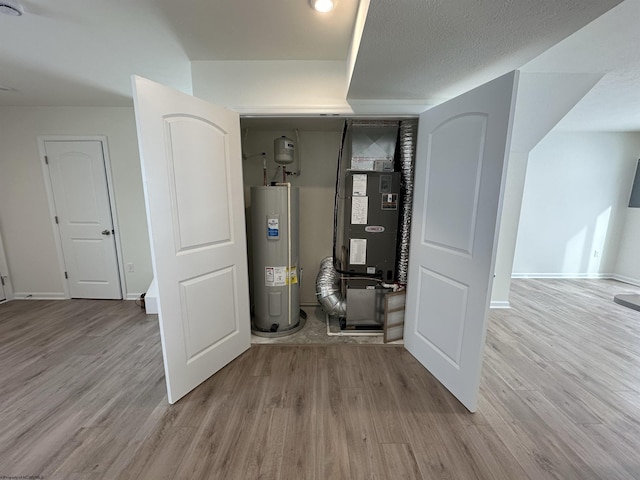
[101, 229, 111, 236]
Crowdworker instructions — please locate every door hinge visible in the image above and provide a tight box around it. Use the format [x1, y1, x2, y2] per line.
[45, 155, 49, 165]
[112, 229, 115, 235]
[55, 216, 59, 224]
[0, 277, 5, 286]
[64, 271, 68, 279]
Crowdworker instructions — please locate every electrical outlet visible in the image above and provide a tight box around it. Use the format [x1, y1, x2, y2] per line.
[127, 262, 135, 272]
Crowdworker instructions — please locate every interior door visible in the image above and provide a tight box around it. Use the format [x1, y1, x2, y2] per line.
[132, 76, 251, 404]
[0, 231, 8, 302]
[404, 71, 519, 412]
[0, 231, 5, 302]
[44, 140, 122, 299]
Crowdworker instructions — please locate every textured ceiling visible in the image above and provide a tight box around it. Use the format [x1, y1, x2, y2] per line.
[348, 0, 623, 103]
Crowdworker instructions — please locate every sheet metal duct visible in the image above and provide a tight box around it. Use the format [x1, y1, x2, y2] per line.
[315, 256, 346, 317]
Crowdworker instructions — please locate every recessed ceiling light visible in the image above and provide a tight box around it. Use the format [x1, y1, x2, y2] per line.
[309, 0, 335, 13]
[0, 0, 23, 16]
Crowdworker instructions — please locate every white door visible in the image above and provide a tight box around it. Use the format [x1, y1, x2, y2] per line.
[0, 242, 6, 302]
[132, 76, 251, 404]
[404, 71, 519, 412]
[44, 140, 122, 299]
[0, 231, 7, 302]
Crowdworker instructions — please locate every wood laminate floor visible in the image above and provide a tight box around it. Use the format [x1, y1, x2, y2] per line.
[0, 279, 639, 479]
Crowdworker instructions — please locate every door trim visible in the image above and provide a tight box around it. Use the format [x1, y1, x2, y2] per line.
[38, 135, 126, 299]
[0, 230, 12, 302]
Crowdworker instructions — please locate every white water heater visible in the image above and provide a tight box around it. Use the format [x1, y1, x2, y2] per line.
[250, 185, 301, 335]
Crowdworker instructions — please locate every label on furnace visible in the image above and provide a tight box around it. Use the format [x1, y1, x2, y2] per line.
[349, 239, 367, 265]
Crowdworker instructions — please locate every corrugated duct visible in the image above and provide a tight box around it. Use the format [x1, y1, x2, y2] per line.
[396, 119, 418, 285]
[315, 256, 346, 317]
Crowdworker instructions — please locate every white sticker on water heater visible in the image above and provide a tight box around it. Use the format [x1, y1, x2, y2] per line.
[265, 266, 298, 287]
[265, 267, 275, 285]
[349, 238, 367, 265]
[267, 215, 279, 239]
[273, 267, 287, 286]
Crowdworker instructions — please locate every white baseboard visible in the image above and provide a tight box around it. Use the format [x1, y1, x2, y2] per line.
[511, 273, 613, 279]
[13, 292, 66, 300]
[126, 293, 143, 300]
[611, 274, 640, 288]
[145, 278, 158, 314]
[490, 300, 510, 309]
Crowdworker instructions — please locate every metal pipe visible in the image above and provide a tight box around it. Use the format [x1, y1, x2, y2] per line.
[294, 128, 301, 176]
[276, 182, 292, 325]
[262, 153, 267, 186]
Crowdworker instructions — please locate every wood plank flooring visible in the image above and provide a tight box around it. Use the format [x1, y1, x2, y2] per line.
[0, 279, 639, 479]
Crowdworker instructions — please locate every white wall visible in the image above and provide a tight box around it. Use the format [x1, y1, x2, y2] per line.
[0, 106, 152, 299]
[192, 61, 352, 114]
[614, 201, 640, 286]
[513, 131, 640, 277]
[191, 60, 428, 116]
[491, 150, 530, 307]
[490, 72, 601, 306]
[241, 127, 341, 305]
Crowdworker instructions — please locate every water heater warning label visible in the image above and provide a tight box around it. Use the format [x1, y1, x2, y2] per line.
[265, 266, 298, 286]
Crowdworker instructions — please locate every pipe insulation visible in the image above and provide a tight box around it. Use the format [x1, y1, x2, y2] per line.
[396, 120, 418, 285]
[315, 256, 346, 317]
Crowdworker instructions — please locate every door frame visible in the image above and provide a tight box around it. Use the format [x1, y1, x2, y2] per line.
[0, 229, 12, 302]
[38, 135, 126, 299]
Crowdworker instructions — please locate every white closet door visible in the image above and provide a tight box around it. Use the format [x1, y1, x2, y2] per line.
[132, 76, 251, 404]
[405, 71, 519, 412]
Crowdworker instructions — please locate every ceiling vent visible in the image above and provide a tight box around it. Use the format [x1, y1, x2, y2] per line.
[0, 0, 23, 16]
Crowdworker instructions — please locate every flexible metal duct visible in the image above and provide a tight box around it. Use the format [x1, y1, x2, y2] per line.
[315, 256, 346, 317]
[396, 120, 418, 284]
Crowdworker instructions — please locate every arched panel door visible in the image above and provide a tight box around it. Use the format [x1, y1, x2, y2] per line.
[132, 76, 251, 404]
[405, 72, 519, 412]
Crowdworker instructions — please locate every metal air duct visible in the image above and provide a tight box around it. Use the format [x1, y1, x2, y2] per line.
[396, 120, 418, 285]
[315, 256, 346, 317]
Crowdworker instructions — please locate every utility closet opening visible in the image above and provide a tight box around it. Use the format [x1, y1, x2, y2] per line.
[240, 116, 418, 345]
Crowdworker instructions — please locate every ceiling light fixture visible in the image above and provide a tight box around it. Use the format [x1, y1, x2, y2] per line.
[309, 0, 335, 13]
[0, 0, 23, 16]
